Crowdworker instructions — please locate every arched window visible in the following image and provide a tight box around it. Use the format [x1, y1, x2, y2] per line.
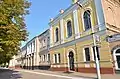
[55, 28, 59, 42]
[116, 49, 120, 54]
[67, 21, 72, 37]
[83, 10, 91, 31]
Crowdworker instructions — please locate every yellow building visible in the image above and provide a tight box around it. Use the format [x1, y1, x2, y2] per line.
[49, 0, 120, 74]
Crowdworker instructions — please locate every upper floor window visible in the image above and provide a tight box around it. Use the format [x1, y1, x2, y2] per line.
[47, 37, 50, 46]
[67, 21, 72, 37]
[83, 10, 91, 31]
[55, 28, 59, 42]
[43, 39, 46, 47]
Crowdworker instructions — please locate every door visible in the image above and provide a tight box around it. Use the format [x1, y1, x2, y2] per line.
[69, 51, 74, 71]
[116, 56, 120, 69]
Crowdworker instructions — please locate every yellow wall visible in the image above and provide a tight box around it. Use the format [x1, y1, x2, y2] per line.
[50, 0, 113, 69]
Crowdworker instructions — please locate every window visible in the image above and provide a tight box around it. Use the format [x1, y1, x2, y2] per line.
[44, 55, 46, 61]
[67, 21, 72, 37]
[116, 49, 120, 54]
[58, 53, 61, 63]
[43, 39, 46, 47]
[55, 28, 59, 42]
[54, 54, 57, 63]
[47, 37, 50, 46]
[93, 46, 100, 60]
[39, 41, 42, 49]
[83, 10, 91, 30]
[84, 48, 90, 61]
[48, 54, 50, 62]
[40, 56, 41, 62]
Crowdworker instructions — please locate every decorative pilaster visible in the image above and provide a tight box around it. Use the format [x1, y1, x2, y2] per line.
[60, 19, 64, 43]
[94, 0, 106, 30]
[50, 26, 54, 47]
[73, 9, 80, 39]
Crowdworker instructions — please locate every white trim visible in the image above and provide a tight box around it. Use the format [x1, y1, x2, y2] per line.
[50, 26, 53, 47]
[83, 48, 86, 62]
[73, 9, 80, 39]
[94, 0, 105, 30]
[83, 47, 90, 67]
[60, 19, 64, 43]
[57, 54, 59, 63]
[53, 54, 55, 64]
[91, 47, 95, 67]
[81, 7, 92, 31]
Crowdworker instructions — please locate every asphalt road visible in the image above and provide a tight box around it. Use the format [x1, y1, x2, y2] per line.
[0, 69, 90, 79]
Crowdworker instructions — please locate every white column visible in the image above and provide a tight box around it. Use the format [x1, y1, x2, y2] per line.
[57, 54, 59, 63]
[53, 54, 55, 64]
[31, 56, 32, 68]
[27, 57, 29, 67]
[60, 19, 64, 43]
[50, 26, 54, 47]
[36, 37, 40, 66]
[73, 9, 80, 39]
[94, 0, 106, 30]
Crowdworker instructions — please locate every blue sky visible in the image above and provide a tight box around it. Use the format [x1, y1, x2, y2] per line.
[22, 0, 72, 46]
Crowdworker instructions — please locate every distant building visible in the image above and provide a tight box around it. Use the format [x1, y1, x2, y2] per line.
[38, 29, 50, 70]
[25, 36, 40, 70]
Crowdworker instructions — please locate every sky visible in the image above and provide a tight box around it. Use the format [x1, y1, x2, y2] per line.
[22, 0, 72, 46]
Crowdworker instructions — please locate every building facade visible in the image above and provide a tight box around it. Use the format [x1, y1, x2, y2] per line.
[38, 29, 50, 70]
[25, 36, 40, 70]
[49, 0, 120, 74]
[9, 49, 25, 69]
[9, 0, 120, 74]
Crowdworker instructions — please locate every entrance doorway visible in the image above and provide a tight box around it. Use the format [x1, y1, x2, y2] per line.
[68, 51, 74, 71]
[114, 48, 120, 70]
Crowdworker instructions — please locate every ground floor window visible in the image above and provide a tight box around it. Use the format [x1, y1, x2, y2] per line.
[44, 55, 46, 62]
[84, 48, 90, 61]
[113, 48, 120, 70]
[48, 54, 50, 62]
[53, 53, 61, 64]
[58, 53, 61, 63]
[54, 54, 57, 64]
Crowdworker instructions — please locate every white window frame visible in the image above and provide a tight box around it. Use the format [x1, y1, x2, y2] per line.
[83, 47, 90, 67]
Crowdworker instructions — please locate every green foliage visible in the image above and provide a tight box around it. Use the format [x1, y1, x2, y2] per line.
[0, 0, 31, 64]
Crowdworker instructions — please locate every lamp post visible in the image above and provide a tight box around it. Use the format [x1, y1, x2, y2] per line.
[76, 1, 101, 79]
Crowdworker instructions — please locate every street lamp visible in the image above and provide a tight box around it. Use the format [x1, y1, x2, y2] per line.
[76, 1, 101, 79]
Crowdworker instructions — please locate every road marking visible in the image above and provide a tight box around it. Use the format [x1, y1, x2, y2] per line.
[18, 70, 89, 79]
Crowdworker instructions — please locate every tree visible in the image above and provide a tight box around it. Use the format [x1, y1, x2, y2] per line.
[0, 0, 31, 64]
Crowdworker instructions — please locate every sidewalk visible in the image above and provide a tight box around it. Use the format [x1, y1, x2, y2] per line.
[24, 69, 120, 79]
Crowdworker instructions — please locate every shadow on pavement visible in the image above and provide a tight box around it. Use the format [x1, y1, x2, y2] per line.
[0, 69, 22, 79]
